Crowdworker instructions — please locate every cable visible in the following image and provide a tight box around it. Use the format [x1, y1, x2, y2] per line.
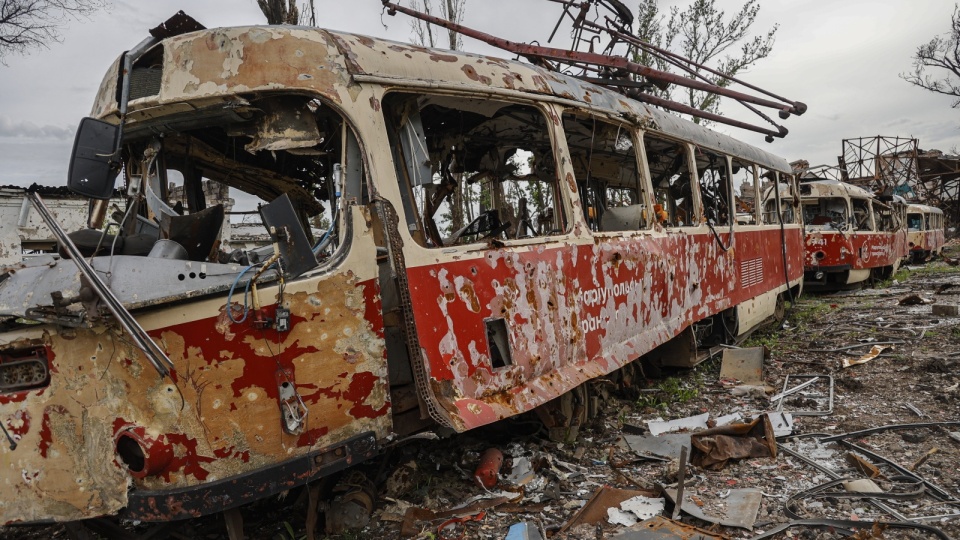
[773, 180, 796, 327]
[226, 265, 255, 323]
[313, 200, 338, 254]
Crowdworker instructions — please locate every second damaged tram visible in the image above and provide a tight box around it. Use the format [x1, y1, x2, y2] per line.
[0, 20, 802, 525]
[906, 203, 946, 262]
[800, 179, 908, 288]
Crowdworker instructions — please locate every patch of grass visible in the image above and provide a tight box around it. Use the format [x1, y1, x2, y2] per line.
[788, 297, 832, 329]
[658, 376, 699, 403]
[635, 375, 702, 410]
[875, 268, 910, 288]
[743, 331, 778, 350]
[635, 393, 666, 410]
[910, 262, 960, 277]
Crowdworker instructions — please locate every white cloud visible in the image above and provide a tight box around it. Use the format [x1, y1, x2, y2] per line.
[0, 115, 74, 140]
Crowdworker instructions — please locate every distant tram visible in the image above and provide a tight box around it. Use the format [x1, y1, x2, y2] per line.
[906, 203, 946, 262]
[0, 13, 803, 528]
[800, 179, 908, 288]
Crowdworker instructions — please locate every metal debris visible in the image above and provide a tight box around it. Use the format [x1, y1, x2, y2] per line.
[610, 516, 724, 539]
[718, 347, 764, 386]
[560, 486, 660, 534]
[841, 344, 894, 368]
[663, 487, 762, 530]
[690, 416, 777, 470]
[773, 375, 834, 416]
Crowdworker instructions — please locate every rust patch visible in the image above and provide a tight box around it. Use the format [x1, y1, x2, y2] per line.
[429, 53, 459, 63]
[461, 65, 491, 85]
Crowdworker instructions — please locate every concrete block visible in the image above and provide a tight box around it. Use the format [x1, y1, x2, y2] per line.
[932, 304, 959, 317]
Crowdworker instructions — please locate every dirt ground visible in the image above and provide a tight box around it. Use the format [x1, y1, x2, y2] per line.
[3, 244, 960, 540]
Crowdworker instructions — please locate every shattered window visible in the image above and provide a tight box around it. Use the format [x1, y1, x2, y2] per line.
[694, 147, 731, 227]
[561, 113, 650, 232]
[83, 95, 352, 266]
[384, 93, 565, 247]
[803, 197, 848, 231]
[643, 134, 697, 228]
[851, 198, 873, 231]
[760, 171, 797, 225]
[907, 213, 923, 231]
[731, 159, 757, 224]
[874, 201, 901, 232]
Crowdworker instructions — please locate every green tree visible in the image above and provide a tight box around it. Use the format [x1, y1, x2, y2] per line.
[901, 3, 960, 107]
[634, 0, 777, 124]
[0, 0, 106, 63]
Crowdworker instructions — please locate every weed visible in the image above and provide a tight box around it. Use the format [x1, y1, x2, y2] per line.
[743, 331, 778, 351]
[658, 376, 699, 403]
[635, 376, 700, 410]
[910, 263, 960, 277]
[635, 393, 665, 410]
[788, 297, 832, 330]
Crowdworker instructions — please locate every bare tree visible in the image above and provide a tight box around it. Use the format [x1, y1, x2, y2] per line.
[257, 0, 299, 25]
[406, 0, 468, 230]
[634, 0, 777, 123]
[0, 0, 106, 63]
[408, 0, 465, 50]
[902, 4, 960, 107]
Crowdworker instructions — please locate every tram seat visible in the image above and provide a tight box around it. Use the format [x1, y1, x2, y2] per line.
[601, 204, 645, 232]
[158, 204, 225, 262]
[810, 215, 832, 225]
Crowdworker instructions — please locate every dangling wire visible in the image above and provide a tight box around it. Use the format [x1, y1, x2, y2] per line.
[226, 265, 255, 323]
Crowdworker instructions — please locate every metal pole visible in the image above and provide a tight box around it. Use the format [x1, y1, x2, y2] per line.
[28, 192, 174, 378]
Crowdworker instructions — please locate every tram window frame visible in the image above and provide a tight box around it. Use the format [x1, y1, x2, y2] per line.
[907, 212, 923, 231]
[803, 197, 848, 231]
[693, 147, 732, 227]
[561, 112, 651, 233]
[873, 201, 901, 232]
[760, 171, 797, 225]
[642, 133, 699, 228]
[730, 158, 758, 225]
[851, 198, 873, 231]
[382, 92, 569, 248]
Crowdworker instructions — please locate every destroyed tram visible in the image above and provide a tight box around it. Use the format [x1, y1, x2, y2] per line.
[0, 13, 804, 524]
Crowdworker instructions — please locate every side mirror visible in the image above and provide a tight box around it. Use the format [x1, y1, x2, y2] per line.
[68, 117, 120, 199]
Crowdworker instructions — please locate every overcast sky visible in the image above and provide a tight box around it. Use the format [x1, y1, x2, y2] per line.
[0, 0, 956, 188]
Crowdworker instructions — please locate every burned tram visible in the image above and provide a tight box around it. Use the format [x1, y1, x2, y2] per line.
[0, 15, 803, 525]
[800, 179, 908, 289]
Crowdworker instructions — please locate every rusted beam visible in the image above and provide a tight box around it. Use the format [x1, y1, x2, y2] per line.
[581, 77, 788, 139]
[381, 0, 805, 128]
[586, 19, 806, 117]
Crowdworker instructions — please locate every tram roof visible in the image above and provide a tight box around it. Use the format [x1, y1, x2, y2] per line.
[93, 24, 792, 174]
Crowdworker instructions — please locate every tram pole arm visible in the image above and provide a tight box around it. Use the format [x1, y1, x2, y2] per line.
[27, 192, 174, 378]
[380, 0, 805, 118]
